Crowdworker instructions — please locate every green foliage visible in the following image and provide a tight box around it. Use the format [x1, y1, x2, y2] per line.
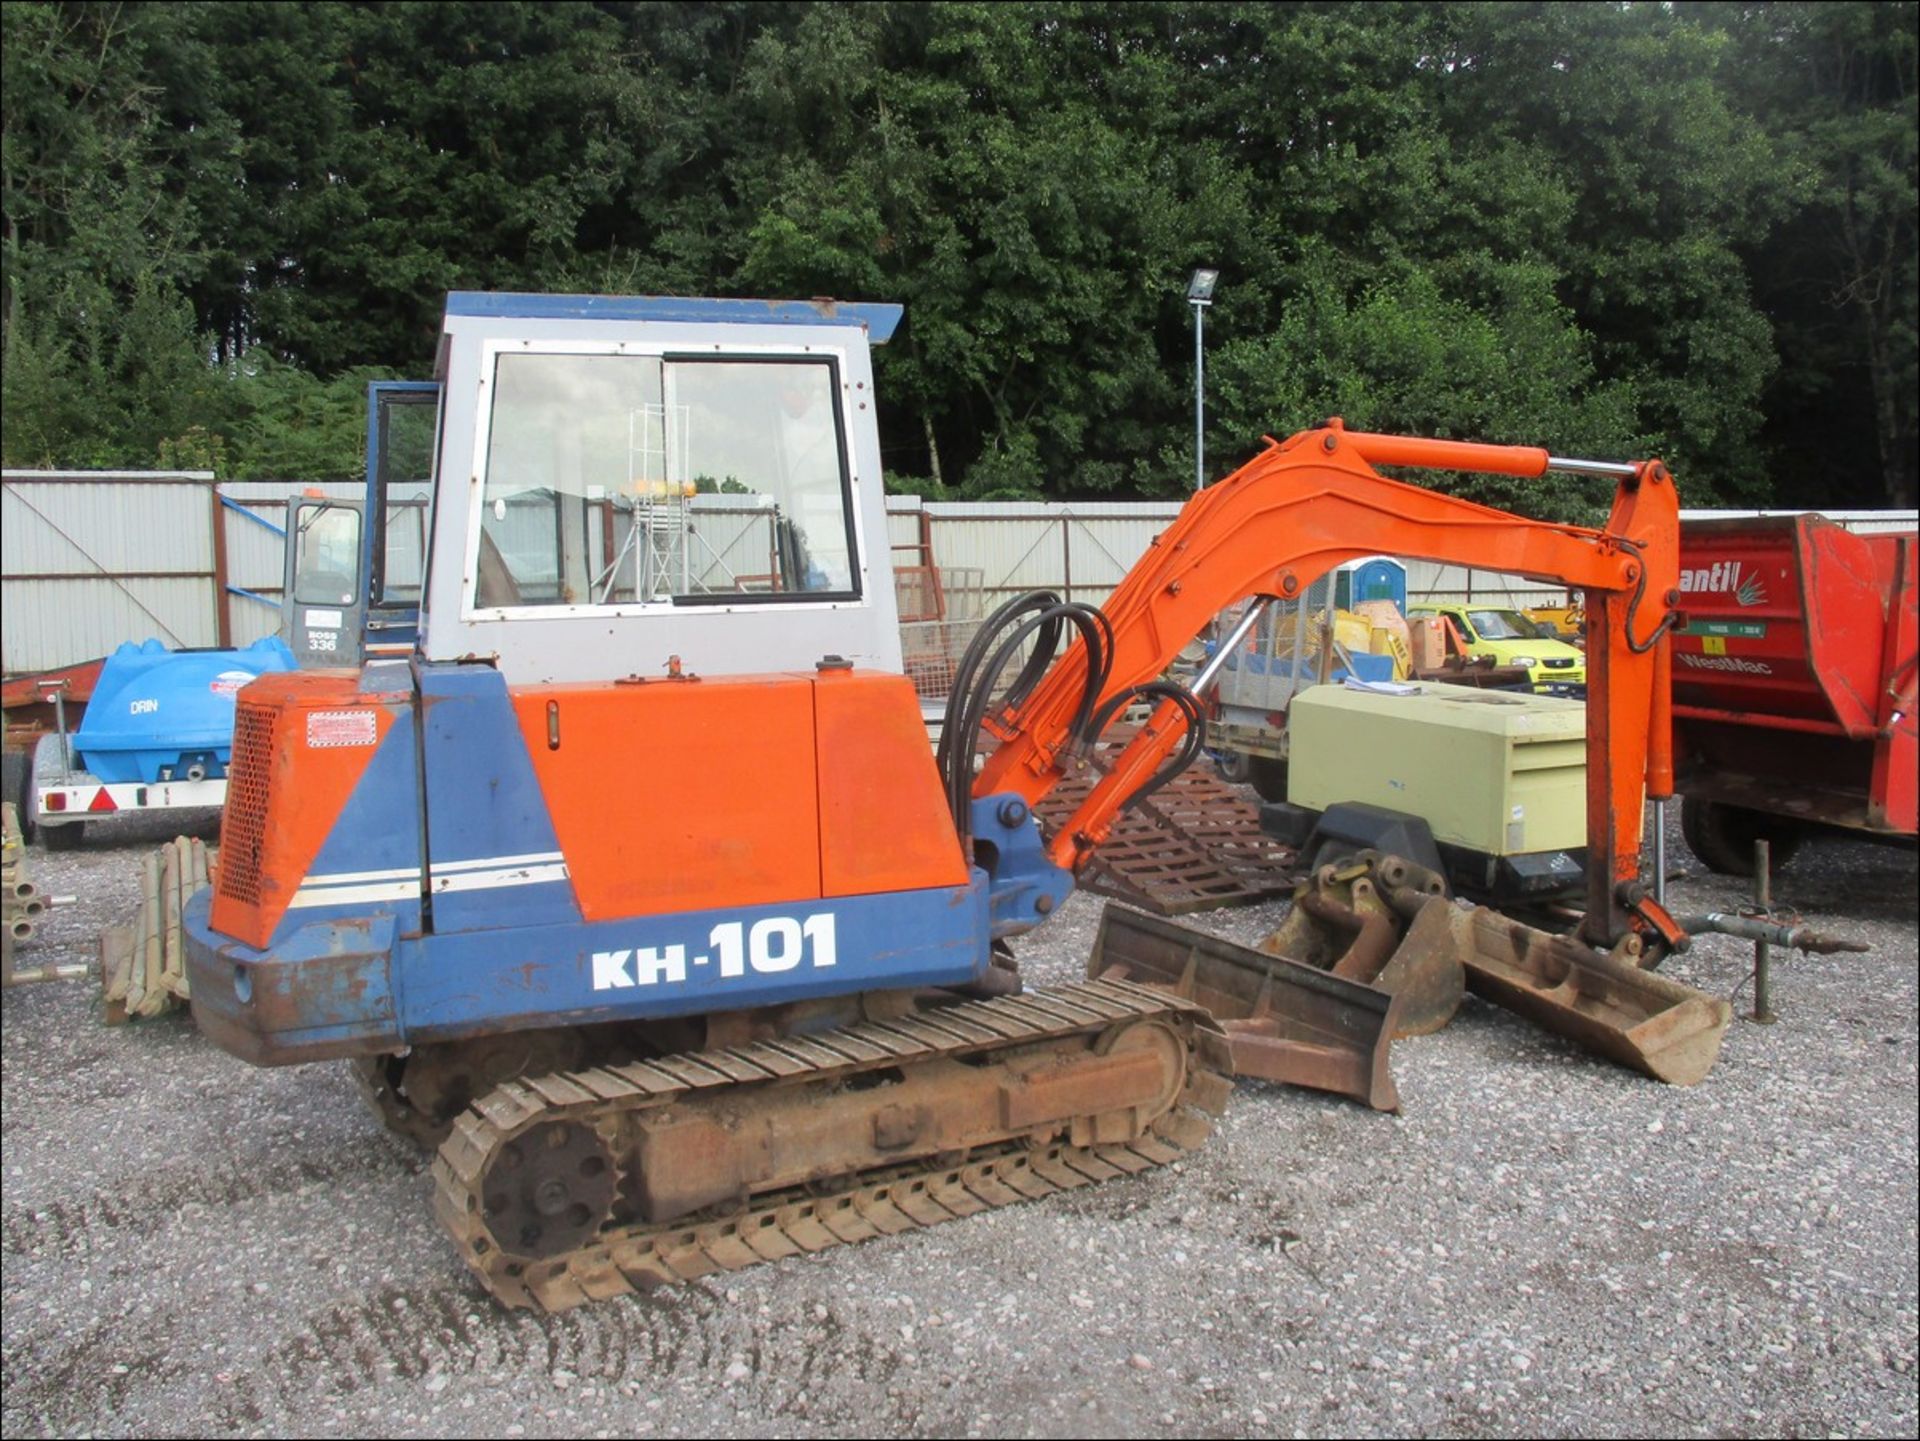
[223, 357, 396, 481]
[1, 1, 1912, 511]
[1212, 248, 1645, 519]
[1690, 0, 1918, 508]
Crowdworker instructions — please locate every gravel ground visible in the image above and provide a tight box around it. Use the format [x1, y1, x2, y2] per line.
[2, 809, 1915, 1439]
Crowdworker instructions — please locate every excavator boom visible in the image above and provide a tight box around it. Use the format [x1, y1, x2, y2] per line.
[973, 420, 1681, 947]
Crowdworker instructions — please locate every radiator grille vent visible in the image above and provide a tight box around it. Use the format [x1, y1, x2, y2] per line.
[216, 702, 277, 906]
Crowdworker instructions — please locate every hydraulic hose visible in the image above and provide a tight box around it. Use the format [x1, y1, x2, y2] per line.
[1084, 680, 1208, 810]
[938, 591, 1115, 847]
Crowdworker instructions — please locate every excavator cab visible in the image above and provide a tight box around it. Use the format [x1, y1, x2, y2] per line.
[416, 297, 905, 678]
[187, 295, 1029, 1070]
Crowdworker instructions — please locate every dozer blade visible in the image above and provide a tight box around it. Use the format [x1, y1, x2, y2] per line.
[1088, 903, 1402, 1112]
[1256, 856, 1466, 1038]
[1451, 909, 1733, 1087]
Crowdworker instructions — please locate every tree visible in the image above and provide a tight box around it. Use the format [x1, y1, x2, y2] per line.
[2, 2, 211, 469]
[1697, 1, 1917, 508]
[2, 2, 1912, 508]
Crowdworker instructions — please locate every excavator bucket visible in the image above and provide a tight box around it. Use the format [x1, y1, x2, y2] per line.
[1257, 856, 1467, 1038]
[1094, 850, 1733, 1105]
[1088, 902, 1404, 1112]
[1326, 851, 1733, 1087]
[1448, 910, 1732, 1087]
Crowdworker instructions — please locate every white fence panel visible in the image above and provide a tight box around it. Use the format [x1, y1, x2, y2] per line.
[1404, 562, 1566, 610]
[884, 499, 1184, 613]
[10, 473, 1912, 679]
[2, 471, 220, 671]
[2, 576, 221, 668]
[1678, 507, 1917, 535]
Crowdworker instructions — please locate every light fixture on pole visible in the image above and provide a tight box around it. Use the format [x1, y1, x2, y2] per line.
[1187, 268, 1219, 491]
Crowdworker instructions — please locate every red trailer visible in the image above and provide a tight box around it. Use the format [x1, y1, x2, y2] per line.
[1671, 514, 1917, 873]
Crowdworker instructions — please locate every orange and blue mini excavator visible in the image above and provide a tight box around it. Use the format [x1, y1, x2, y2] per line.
[186, 293, 1700, 1310]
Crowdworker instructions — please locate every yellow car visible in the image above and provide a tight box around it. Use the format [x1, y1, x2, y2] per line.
[1408, 603, 1587, 692]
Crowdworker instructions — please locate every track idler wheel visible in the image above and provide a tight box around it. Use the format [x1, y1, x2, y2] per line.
[480, 1119, 619, 1260]
[1093, 1019, 1189, 1120]
[349, 1055, 454, 1149]
[350, 1029, 593, 1149]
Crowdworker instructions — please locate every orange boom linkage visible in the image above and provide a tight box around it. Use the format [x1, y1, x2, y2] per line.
[975, 420, 1684, 952]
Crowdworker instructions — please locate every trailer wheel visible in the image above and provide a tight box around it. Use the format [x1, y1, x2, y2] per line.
[38, 818, 86, 850]
[1214, 749, 1252, 785]
[25, 734, 86, 850]
[1679, 797, 1802, 877]
[0, 748, 26, 813]
[1247, 756, 1290, 804]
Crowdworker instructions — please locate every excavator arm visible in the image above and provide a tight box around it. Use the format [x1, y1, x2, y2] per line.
[971, 421, 1682, 949]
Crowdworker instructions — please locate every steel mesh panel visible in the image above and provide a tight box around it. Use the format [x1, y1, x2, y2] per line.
[216, 702, 276, 906]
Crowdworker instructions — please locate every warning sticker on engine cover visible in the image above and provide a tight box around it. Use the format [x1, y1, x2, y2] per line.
[306, 710, 378, 748]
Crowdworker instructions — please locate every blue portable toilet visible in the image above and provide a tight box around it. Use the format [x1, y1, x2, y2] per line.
[1334, 557, 1407, 612]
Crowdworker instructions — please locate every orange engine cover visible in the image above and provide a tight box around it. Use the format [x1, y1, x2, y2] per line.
[512, 669, 967, 923]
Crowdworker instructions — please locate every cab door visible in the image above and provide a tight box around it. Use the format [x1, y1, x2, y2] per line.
[282, 497, 368, 665]
[363, 382, 441, 659]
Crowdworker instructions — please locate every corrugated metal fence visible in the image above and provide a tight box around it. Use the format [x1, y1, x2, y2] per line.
[2, 471, 227, 671]
[888, 497, 1920, 616]
[5, 469, 1915, 676]
[0, 471, 363, 673]
[885, 498, 1183, 612]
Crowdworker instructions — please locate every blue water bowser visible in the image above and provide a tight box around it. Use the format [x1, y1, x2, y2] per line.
[70, 637, 300, 784]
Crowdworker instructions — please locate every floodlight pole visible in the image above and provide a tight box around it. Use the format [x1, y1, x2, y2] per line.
[1193, 301, 1206, 491]
[1187, 267, 1217, 492]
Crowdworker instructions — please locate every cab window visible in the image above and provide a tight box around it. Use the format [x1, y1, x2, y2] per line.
[473, 353, 859, 610]
[292, 503, 361, 605]
[374, 392, 436, 606]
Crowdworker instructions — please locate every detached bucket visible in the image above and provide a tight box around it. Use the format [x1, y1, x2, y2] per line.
[1089, 903, 1404, 1112]
[1093, 848, 1734, 1102]
[1275, 851, 1733, 1085]
[1451, 911, 1733, 1087]
[1258, 855, 1466, 1038]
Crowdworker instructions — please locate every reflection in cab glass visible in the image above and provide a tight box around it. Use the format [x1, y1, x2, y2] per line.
[475, 354, 858, 609]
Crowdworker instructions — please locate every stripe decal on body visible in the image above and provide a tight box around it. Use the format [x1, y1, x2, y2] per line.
[286, 852, 569, 909]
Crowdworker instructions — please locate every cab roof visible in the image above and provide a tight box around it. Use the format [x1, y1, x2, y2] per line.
[443, 292, 902, 343]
